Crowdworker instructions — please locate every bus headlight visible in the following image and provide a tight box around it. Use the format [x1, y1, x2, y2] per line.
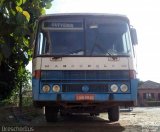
[120, 84, 128, 92]
[110, 84, 118, 92]
[52, 85, 60, 92]
[42, 85, 50, 93]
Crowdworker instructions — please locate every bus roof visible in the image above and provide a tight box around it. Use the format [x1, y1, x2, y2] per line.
[38, 13, 129, 23]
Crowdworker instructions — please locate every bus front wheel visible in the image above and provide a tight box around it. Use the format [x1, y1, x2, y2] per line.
[108, 106, 119, 122]
[45, 106, 58, 122]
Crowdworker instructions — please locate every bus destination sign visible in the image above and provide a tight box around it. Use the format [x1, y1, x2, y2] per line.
[43, 22, 83, 30]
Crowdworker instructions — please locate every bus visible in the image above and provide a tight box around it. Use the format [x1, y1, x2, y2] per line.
[32, 13, 138, 122]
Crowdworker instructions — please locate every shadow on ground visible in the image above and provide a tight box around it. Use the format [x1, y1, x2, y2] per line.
[0, 106, 142, 132]
[34, 114, 125, 132]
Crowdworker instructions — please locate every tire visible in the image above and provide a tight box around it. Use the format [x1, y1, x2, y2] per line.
[108, 106, 119, 122]
[45, 106, 58, 122]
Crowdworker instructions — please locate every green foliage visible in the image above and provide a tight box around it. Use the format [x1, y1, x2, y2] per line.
[22, 97, 33, 106]
[0, 0, 53, 100]
[0, 69, 31, 105]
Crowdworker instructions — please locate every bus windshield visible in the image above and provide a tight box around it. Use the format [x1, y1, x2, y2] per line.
[36, 18, 132, 56]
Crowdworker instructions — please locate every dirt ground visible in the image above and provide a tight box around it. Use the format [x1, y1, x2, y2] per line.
[0, 107, 160, 132]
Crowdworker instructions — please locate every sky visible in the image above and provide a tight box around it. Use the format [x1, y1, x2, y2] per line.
[27, 0, 160, 83]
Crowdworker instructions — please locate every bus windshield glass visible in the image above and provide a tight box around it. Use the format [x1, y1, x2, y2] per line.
[36, 18, 132, 56]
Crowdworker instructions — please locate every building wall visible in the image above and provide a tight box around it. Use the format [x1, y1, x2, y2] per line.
[137, 89, 160, 106]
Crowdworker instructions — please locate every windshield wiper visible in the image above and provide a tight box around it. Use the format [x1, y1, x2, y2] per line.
[90, 42, 118, 60]
[106, 50, 118, 60]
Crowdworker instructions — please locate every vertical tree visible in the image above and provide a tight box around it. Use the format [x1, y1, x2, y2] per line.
[0, 0, 53, 100]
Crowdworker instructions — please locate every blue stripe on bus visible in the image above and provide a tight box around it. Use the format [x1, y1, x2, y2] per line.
[32, 79, 138, 101]
[37, 93, 134, 101]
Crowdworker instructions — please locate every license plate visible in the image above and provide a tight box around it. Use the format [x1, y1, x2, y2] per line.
[76, 94, 95, 101]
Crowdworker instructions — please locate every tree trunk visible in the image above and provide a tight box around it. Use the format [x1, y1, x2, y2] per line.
[19, 81, 22, 111]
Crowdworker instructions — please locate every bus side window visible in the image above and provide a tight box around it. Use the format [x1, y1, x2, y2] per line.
[114, 36, 123, 53]
[37, 32, 49, 55]
[37, 32, 43, 55]
[42, 33, 49, 55]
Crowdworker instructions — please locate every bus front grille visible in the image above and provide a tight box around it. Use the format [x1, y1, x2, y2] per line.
[62, 84, 109, 93]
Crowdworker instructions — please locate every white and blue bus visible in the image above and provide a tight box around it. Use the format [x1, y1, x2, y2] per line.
[32, 13, 138, 122]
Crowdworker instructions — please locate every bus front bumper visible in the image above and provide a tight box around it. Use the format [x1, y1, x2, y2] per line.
[33, 93, 137, 108]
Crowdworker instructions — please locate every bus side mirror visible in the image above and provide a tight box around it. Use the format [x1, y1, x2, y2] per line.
[131, 28, 138, 45]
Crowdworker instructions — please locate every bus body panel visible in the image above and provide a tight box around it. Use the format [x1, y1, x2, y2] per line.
[33, 57, 135, 71]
